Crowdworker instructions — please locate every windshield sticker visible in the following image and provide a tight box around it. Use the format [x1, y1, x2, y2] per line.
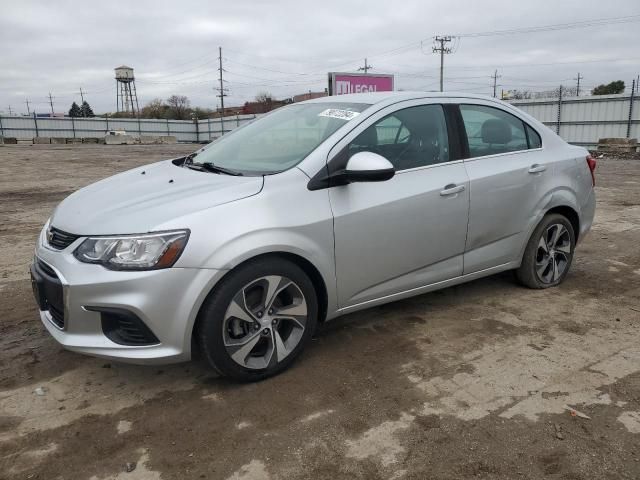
[318, 109, 361, 121]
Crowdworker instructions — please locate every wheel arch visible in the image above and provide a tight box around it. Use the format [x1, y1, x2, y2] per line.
[191, 251, 330, 355]
[545, 205, 580, 242]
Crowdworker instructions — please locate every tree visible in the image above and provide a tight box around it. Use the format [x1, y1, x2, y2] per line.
[80, 101, 95, 117]
[253, 91, 275, 113]
[68, 102, 81, 117]
[166, 95, 191, 120]
[505, 89, 533, 100]
[592, 81, 625, 95]
[141, 98, 167, 119]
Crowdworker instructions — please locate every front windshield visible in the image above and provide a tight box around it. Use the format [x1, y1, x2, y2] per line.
[192, 102, 370, 175]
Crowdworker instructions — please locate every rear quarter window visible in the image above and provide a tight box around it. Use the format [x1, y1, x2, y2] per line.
[526, 124, 542, 149]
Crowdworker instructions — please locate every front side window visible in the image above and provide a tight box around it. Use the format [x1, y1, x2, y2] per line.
[192, 102, 370, 175]
[460, 104, 531, 158]
[348, 104, 450, 170]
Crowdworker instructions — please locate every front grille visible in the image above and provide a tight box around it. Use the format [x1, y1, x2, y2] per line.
[33, 259, 65, 329]
[37, 259, 56, 277]
[48, 227, 79, 250]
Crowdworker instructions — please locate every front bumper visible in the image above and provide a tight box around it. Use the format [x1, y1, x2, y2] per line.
[33, 230, 225, 364]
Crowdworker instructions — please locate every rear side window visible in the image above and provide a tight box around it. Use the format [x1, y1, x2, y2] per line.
[526, 124, 542, 149]
[460, 104, 530, 158]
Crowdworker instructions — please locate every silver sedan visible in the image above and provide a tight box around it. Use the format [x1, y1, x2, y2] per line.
[32, 92, 596, 381]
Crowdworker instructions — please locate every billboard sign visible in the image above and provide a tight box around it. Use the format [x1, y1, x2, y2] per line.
[328, 72, 394, 96]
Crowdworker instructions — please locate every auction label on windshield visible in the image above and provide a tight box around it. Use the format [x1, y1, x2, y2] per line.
[318, 109, 361, 121]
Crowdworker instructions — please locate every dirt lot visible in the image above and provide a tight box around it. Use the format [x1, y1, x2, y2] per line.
[1, 144, 639, 480]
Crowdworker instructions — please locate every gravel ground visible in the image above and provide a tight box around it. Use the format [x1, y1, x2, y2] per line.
[1, 144, 639, 480]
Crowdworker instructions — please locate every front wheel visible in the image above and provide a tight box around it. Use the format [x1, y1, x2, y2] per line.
[196, 257, 318, 381]
[516, 213, 576, 289]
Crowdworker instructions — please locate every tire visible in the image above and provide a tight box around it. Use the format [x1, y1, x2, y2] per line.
[516, 213, 576, 289]
[196, 257, 318, 381]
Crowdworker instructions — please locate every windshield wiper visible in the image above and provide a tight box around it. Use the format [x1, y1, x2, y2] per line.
[183, 152, 199, 164]
[199, 162, 244, 176]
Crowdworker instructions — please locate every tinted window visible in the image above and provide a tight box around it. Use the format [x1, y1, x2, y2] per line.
[526, 124, 542, 148]
[349, 105, 449, 170]
[460, 104, 529, 158]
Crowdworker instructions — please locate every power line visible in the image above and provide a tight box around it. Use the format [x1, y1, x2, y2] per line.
[432, 36, 453, 92]
[453, 14, 640, 38]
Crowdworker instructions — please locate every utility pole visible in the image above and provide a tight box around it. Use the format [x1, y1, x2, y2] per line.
[491, 70, 501, 98]
[79, 87, 85, 103]
[48, 92, 55, 115]
[574, 73, 583, 96]
[25, 98, 31, 115]
[216, 46, 228, 136]
[358, 58, 372, 73]
[432, 36, 453, 92]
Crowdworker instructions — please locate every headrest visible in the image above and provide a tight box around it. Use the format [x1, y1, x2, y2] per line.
[481, 119, 512, 144]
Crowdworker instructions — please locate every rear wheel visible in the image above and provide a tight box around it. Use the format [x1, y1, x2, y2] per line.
[197, 258, 318, 381]
[516, 213, 575, 289]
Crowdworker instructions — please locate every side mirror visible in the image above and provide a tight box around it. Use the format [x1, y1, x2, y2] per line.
[344, 151, 395, 183]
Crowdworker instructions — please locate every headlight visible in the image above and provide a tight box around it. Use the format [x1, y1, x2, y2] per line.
[73, 230, 189, 270]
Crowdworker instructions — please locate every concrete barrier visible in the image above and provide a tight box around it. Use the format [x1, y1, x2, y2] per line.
[104, 134, 136, 145]
[0, 137, 18, 144]
[104, 134, 176, 145]
[82, 138, 100, 144]
[66, 138, 82, 144]
[33, 137, 51, 144]
[50, 138, 66, 144]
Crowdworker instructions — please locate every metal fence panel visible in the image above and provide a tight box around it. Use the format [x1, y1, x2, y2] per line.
[510, 93, 638, 146]
[0, 114, 259, 142]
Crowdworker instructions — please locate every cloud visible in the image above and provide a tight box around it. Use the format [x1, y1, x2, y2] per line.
[1, 0, 638, 114]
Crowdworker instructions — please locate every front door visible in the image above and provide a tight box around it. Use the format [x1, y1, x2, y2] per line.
[329, 103, 470, 308]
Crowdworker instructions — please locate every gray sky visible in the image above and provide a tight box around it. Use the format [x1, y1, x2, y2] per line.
[1, 0, 639, 115]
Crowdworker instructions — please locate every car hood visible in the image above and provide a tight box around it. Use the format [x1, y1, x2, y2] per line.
[50, 159, 264, 235]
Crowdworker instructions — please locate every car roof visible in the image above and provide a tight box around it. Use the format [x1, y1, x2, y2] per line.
[302, 91, 504, 107]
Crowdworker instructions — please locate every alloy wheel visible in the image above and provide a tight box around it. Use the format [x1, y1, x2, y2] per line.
[222, 275, 308, 369]
[535, 223, 572, 284]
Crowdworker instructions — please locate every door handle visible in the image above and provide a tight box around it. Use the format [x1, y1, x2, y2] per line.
[528, 164, 547, 174]
[440, 184, 465, 196]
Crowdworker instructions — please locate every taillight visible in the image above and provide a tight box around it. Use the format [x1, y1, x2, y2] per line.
[586, 155, 596, 187]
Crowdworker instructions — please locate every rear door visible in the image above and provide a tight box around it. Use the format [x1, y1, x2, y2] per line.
[328, 101, 470, 308]
[458, 102, 551, 273]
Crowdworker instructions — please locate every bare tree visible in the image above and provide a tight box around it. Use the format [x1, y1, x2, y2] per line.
[254, 91, 274, 113]
[166, 95, 191, 120]
[141, 98, 166, 119]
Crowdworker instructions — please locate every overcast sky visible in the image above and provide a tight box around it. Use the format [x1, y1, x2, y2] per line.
[1, 0, 639, 115]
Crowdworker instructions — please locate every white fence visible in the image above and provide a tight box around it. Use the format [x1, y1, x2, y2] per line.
[2, 94, 638, 147]
[510, 93, 639, 147]
[0, 114, 259, 143]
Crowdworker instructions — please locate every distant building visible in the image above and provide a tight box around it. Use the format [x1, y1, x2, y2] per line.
[241, 98, 290, 115]
[293, 90, 328, 103]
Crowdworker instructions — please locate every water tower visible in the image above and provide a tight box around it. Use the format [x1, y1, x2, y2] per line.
[115, 65, 139, 116]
